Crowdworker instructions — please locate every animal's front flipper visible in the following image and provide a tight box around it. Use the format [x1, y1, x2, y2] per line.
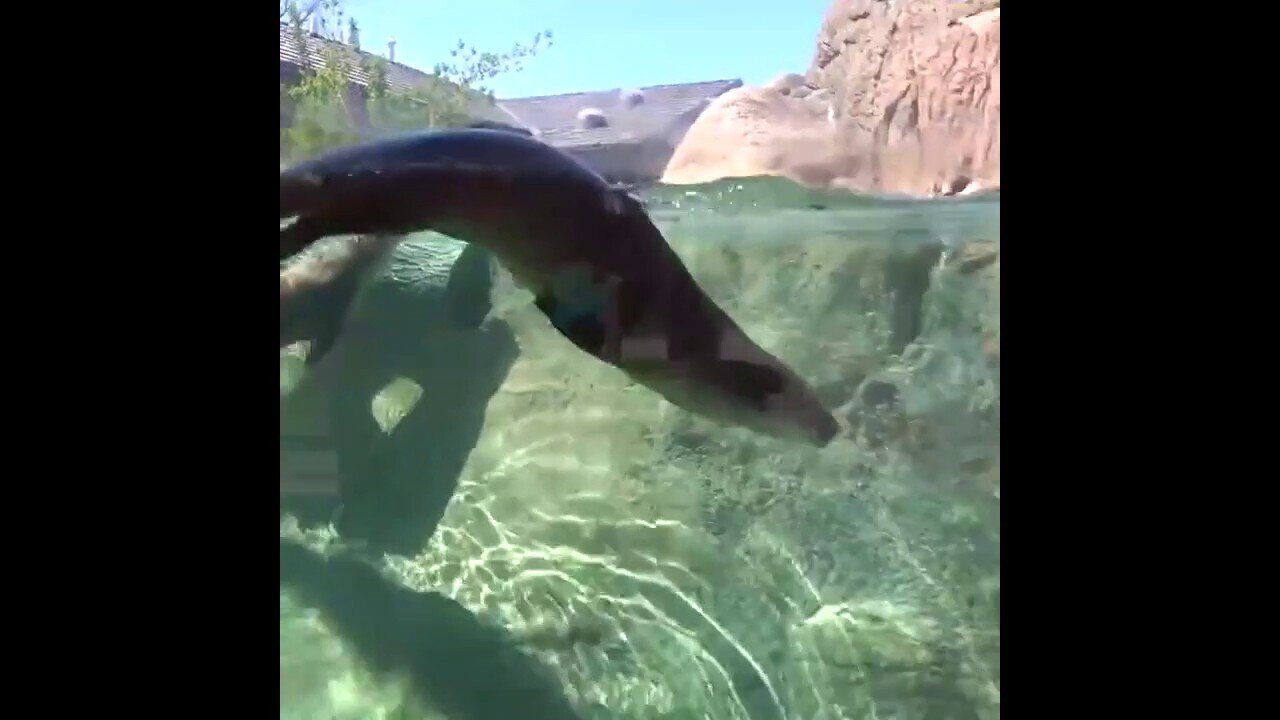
[304, 310, 345, 368]
[281, 216, 329, 261]
[442, 244, 496, 329]
[281, 235, 401, 360]
[533, 266, 628, 355]
[535, 290, 609, 357]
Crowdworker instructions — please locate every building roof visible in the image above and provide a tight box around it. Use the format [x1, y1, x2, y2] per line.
[498, 79, 742, 149]
[279, 23, 520, 126]
[280, 23, 739, 149]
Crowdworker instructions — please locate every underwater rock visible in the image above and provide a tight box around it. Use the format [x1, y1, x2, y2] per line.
[884, 241, 944, 355]
[860, 379, 900, 409]
[842, 378, 908, 450]
[953, 241, 999, 277]
[948, 239, 1000, 369]
[793, 599, 940, 671]
[788, 599, 996, 719]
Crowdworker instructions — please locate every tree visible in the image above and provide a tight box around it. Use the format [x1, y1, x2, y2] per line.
[280, 0, 551, 163]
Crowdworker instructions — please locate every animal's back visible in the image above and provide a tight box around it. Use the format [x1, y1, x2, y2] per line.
[284, 128, 608, 191]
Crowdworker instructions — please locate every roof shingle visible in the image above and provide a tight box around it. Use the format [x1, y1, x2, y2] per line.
[499, 79, 742, 148]
[280, 23, 739, 150]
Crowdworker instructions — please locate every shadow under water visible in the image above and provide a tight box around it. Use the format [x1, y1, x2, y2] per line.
[281, 539, 582, 720]
[280, 174, 1000, 720]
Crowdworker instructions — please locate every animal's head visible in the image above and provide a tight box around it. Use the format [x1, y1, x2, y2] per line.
[616, 333, 842, 448]
[536, 199, 841, 448]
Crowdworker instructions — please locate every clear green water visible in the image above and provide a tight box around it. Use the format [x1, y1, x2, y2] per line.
[280, 176, 1000, 720]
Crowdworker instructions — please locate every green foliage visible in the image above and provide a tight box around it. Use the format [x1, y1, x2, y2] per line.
[280, 0, 552, 163]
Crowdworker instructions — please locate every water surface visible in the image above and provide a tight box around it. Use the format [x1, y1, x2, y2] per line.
[280, 175, 1000, 720]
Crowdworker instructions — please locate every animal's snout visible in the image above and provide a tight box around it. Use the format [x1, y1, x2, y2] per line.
[764, 376, 841, 447]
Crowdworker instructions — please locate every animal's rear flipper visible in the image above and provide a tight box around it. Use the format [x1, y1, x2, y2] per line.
[443, 244, 496, 329]
[304, 313, 344, 368]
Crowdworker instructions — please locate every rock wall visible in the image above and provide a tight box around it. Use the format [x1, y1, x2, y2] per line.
[663, 0, 1000, 197]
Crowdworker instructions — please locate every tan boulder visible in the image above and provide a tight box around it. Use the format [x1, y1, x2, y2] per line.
[661, 78, 861, 188]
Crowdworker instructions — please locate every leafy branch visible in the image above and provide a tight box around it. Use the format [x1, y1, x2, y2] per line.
[279, 0, 551, 162]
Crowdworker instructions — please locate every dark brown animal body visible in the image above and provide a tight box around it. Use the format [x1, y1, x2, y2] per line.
[280, 129, 838, 446]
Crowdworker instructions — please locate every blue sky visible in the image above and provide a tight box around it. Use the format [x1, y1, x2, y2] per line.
[336, 0, 833, 98]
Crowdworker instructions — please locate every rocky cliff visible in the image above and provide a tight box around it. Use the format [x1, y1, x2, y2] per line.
[664, 0, 1000, 197]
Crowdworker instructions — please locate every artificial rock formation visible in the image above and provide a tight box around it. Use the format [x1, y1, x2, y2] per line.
[663, 0, 1000, 197]
[660, 74, 857, 189]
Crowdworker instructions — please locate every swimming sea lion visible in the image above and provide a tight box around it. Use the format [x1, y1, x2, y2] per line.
[280, 128, 839, 447]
